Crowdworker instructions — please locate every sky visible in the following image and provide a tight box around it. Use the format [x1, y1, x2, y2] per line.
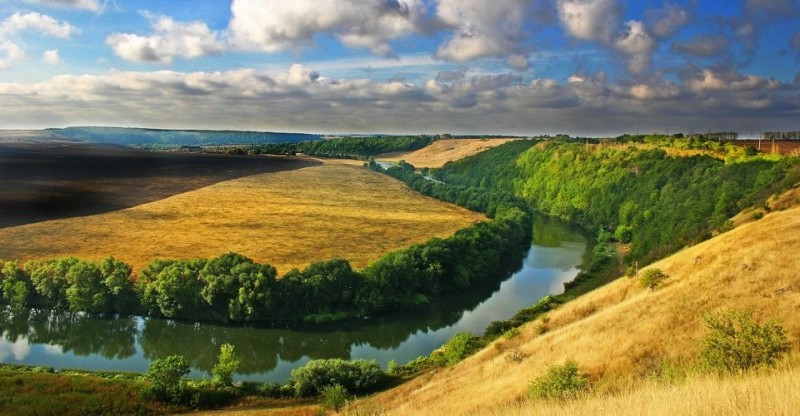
[0, 0, 798, 136]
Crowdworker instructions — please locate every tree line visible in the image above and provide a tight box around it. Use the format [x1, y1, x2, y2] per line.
[427, 138, 800, 262]
[206, 135, 435, 158]
[0, 207, 530, 324]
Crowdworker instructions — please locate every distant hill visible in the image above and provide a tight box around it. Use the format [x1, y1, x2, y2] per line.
[47, 126, 322, 146]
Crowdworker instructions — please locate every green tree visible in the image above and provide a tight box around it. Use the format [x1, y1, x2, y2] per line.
[0, 261, 32, 308]
[65, 260, 108, 314]
[320, 384, 349, 412]
[211, 343, 240, 387]
[146, 354, 191, 404]
[25, 257, 78, 310]
[99, 257, 138, 314]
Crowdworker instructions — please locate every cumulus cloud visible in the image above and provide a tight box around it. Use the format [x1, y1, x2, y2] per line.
[557, 0, 622, 43]
[614, 20, 656, 74]
[0, 12, 77, 39]
[673, 34, 729, 57]
[42, 49, 61, 64]
[0, 41, 25, 68]
[646, 3, 689, 38]
[229, 0, 424, 57]
[434, 0, 530, 70]
[106, 15, 224, 64]
[25, 0, 103, 12]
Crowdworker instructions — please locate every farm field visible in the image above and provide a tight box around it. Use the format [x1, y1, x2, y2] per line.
[378, 138, 521, 168]
[731, 139, 800, 156]
[0, 161, 484, 274]
[0, 141, 317, 228]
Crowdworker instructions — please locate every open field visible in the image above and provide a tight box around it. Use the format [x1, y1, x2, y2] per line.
[366, 198, 800, 415]
[378, 138, 521, 168]
[0, 142, 317, 228]
[0, 161, 483, 274]
[732, 140, 800, 156]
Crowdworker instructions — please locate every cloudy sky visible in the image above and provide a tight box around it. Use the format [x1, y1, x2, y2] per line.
[0, 0, 798, 136]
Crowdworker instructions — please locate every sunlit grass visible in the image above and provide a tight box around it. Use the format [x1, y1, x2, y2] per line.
[0, 162, 483, 274]
[370, 201, 800, 415]
[378, 138, 521, 168]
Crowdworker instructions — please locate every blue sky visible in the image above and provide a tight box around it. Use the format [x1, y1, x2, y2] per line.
[0, 0, 798, 136]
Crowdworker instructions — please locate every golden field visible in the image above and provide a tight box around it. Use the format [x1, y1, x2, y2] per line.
[0, 161, 483, 274]
[378, 138, 521, 168]
[366, 201, 800, 415]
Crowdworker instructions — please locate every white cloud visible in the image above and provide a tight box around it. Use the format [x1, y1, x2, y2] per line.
[228, 0, 425, 57]
[614, 20, 656, 74]
[557, 0, 622, 43]
[434, 0, 530, 69]
[25, 0, 103, 12]
[42, 48, 61, 64]
[0, 12, 77, 39]
[0, 41, 25, 68]
[646, 3, 689, 39]
[106, 15, 224, 64]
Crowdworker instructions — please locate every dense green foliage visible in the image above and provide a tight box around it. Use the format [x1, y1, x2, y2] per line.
[698, 310, 790, 374]
[49, 126, 320, 146]
[289, 359, 386, 397]
[432, 332, 482, 366]
[320, 384, 350, 411]
[435, 139, 800, 262]
[528, 360, 589, 400]
[211, 344, 240, 387]
[144, 354, 191, 404]
[212, 135, 434, 158]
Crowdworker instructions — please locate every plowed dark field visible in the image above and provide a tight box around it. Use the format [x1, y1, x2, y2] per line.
[0, 142, 318, 228]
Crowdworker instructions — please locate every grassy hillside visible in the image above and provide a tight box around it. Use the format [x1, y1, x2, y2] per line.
[371, 202, 800, 415]
[378, 138, 521, 168]
[0, 162, 483, 274]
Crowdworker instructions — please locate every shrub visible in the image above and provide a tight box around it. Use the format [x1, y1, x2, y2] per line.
[320, 384, 349, 412]
[433, 332, 481, 366]
[639, 268, 668, 290]
[528, 360, 589, 400]
[211, 343, 240, 387]
[144, 355, 191, 404]
[257, 382, 285, 398]
[698, 309, 790, 374]
[290, 359, 385, 397]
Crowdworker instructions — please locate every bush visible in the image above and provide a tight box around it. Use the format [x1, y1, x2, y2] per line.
[211, 343, 240, 387]
[320, 384, 349, 412]
[256, 382, 285, 398]
[432, 332, 481, 366]
[698, 309, 790, 374]
[144, 355, 191, 404]
[528, 360, 589, 400]
[639, 268, 668, 290]
[290, 359, 385, 397]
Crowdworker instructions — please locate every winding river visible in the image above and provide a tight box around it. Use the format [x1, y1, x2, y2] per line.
[0, 216, 587, 383]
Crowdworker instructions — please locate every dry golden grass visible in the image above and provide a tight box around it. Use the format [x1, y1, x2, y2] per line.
[484, 361, 800, 416]
[378, 138, 521, 168]
[368, 201, 800, 415]
[0, 162, 483, 274]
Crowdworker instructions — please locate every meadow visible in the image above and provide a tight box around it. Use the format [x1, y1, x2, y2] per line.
[378, 138, 520, 168]
[0, 160, 483, 274]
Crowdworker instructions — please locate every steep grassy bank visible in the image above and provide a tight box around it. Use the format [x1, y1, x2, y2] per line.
[372, 202, 800, 415]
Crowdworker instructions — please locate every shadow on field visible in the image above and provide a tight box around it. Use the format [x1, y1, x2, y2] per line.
[0, 142, 321, 228]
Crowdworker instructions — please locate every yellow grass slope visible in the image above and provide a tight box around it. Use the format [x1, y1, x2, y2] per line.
[0, 162, 483, 274]
[374, 204, 800, 415]
[378, 138, 520, 168]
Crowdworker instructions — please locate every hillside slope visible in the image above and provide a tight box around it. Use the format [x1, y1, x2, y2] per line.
[374, 203, 800, 415]
[378, 138, 520, 168]
[0, 162, 483, 274]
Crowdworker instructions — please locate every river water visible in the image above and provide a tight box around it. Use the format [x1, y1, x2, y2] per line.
[0, 216, 587, 383]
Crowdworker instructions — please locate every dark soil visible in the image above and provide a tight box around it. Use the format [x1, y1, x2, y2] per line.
[0, 142, 319, 228]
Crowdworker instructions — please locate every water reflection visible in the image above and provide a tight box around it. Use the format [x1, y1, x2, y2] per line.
[0, 216, 587, 382]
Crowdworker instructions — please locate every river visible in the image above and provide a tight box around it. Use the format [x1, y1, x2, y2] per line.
[0, 216, 587, 383]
